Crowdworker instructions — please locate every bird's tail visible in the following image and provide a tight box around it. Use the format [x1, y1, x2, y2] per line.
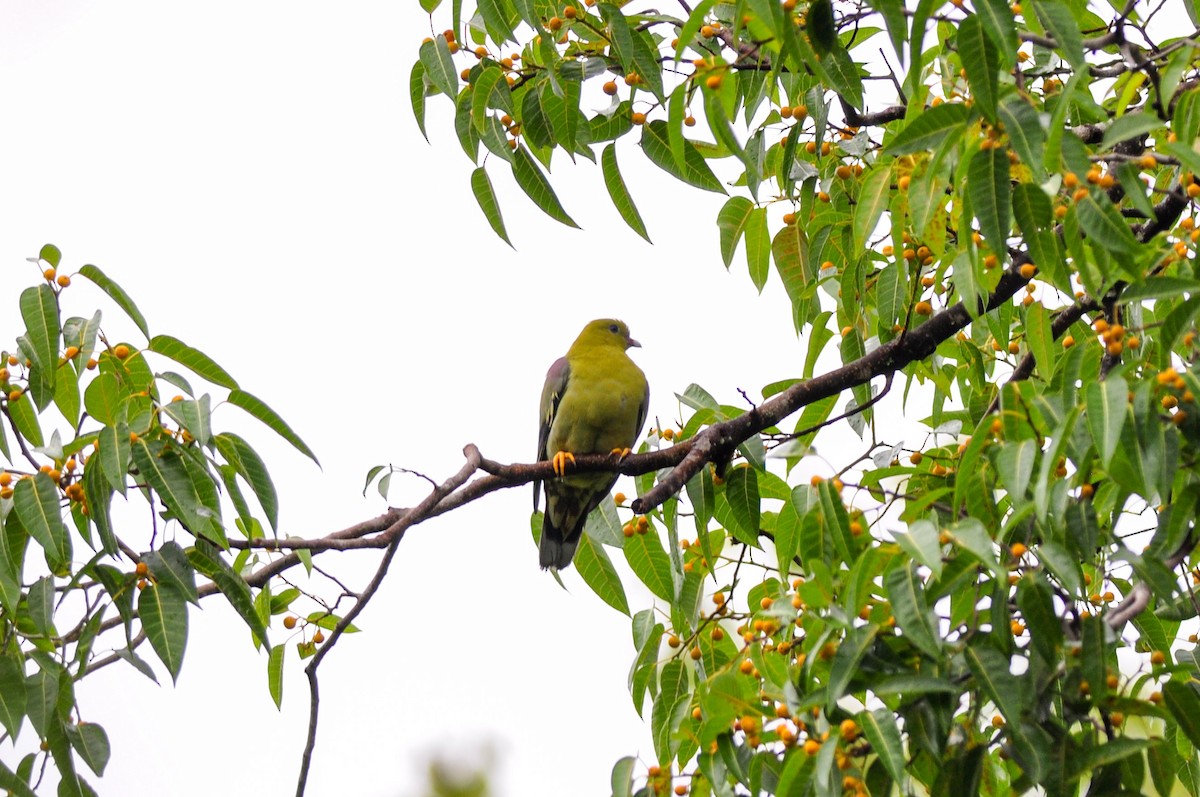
[539, 515, 581, 570]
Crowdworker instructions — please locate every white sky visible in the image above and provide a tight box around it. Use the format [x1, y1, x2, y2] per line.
[0, 2, 817, 795]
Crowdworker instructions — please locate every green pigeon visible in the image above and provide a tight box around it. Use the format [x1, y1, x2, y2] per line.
[534, 319, 649, 570]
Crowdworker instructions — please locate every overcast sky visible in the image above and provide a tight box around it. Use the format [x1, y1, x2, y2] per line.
[0, 2, 825, 795]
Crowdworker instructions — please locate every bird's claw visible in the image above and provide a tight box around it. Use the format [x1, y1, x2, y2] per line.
[551, 451, 576, 476]
[610, 447, 632, 461]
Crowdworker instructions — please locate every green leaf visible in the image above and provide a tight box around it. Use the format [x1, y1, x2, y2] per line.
[227, 389, 319, 465]
[0, 654, 26, 740]
[717, 197, 755, 268]
[410, 61, 429, 142]
[575, 533, 630, 615]
[13, 474, 71, 571]
[723, 466, 761, 544]
[885, 103, 973, 155]
[1031, 0, 1083, 68]
[187, 541, 270, 647]
[39, 244, 62, 268]
[1011, 184, 1058, 285]
[215, 433, 279, 532]
[1075, 194, 1138, 253]
[19, 284, 58, 393]
[860, 708, 906, 784]
[958, 15, 999, 123]
[996, 439, 1037, 500]
[998, 94, 1045, 177]
[1164, 680, 1200, 749]
[641, 120, 726, 194]
[6, 390, 43, 447]
[143, 542, 199, 605]
[24, 666, 58, 738]
[470, 167, 514, 248]
[477, 0, 516, 42]
[610, 756, 635, 797]
[744, 207, 770, 293]
[267, 644, 285, 709]
[822, 45, 864, 110]
[965, 642, 1023, 721]
[510, 146, 580, 228]
[1101, 111, 1162, 150]
[853, 164, 892, 252]
[66, 721, 110, 777]
[130, 438, 222, 545]
[83, 461, 117, 554]
[975, 0, 1017, 64]
[885, 565, 941, 658]
[1086, 375, 1127, 466]
[893, 519, 943, 579]
[624, 529, 674, 602]
[826, 624, 879, 710]
[806, 0, 836, 52]
[148, 335, 238, 389]
[78, 264, 149, 339]
[419, 36, 458, 99]
[138, 582, 188, 683]
[967, 147, 1010, 260]
[601, 144, 651, 243]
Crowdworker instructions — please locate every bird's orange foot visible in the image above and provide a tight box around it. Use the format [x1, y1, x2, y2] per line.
[610, 447, 632, 461]
[551, 451, 576, 476]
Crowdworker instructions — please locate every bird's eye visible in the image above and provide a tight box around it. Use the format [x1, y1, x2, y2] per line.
[609, 324, 620, 333]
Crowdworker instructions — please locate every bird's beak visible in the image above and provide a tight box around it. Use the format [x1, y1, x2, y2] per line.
[627, 337, 641, 348]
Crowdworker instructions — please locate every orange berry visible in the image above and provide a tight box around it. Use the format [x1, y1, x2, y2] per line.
[113, 344, 131, 359]
[1010, 542, 1027, 557]
[283, 616, 298, 629]
[915, 300, 933, 316]
[739, 658, 755, 674]
[705, 74, 722, 90]
[835, 164, 853, 179]
[631, 111, 647, 125]
[56, 275, 71, 287]
[817, 191, 830, 202]
[63, 345, 79, 359]
[563, 5, 577, 17]
[803, 739, 821, 755]
[313, 630, 325, 644]
[690, 646, 702, 660]
[135, 561, 149, 577]
[701, 24, 716, 37]
[1019, 263, 1036, 279]
[603, 80, 618, 95]
[548, 16, 563, 29]
[684, 115, 696, 127]
[1151, 650, 1166, 665]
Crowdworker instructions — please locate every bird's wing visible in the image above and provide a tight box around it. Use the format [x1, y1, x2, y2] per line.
[534, 355, 571, 511]
[633, 374, 650, 447]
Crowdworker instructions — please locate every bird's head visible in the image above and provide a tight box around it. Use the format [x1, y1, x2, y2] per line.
[574, 319, 640, 352]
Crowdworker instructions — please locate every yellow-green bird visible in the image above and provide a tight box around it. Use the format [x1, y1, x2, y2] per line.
[535, 319, 649, 570]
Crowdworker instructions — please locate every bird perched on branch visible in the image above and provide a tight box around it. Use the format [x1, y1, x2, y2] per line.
[534, 319, 649, 570]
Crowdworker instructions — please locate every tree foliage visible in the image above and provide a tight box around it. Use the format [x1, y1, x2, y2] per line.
[4, 0, 1200, 795]
[405, 0, 1200, 793]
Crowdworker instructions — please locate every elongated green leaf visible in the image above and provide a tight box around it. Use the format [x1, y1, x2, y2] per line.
[1076, 194, 1138, 253]
[717, 197, 755, 268]
[853, 164, 892, 252]
[470, 167, 514, 248]
[130, 438, 219, 543]
[19, 284, 58, 392]
[575, 533, 630, 615]
[143, 541, 199, 604]
[968, 147, 1010, 258]
[601, 144, 650, 243]
[723, 466, 761, 544]
[13, 474, 70, 570]
[1164, 680, 1200, 749]
[624, 529, 674, 602]
[24, 667, 58, 738]
[138, 582, 188, 683]
[745, 208, 770, 292]
[1086, 375, 1127, 466]
[822, 45, 864, 110]
[640, 120, 726, 194]
[976, 0, 1016, 64]
[410, 61, 429, 142]
[419, 36, 458, 99]
[958, 15, 998, 122]
[826, 624, 879, 710]
[885, 104, 973, 155]
[148, 335, 238, 389]
[227, 390, 318, 464]
[510, 146, 579, 228]
[187, 541, 270, 647]
[965, 642, 1023, 721]
[1101, 112, 1161, 150]
[39, 243, 62, 268]
[0, 655, 25, 740]
[83, 461, 117, 554]
[860, 708, 906, 784]
[885, 566, 941, 657]
[893, 518, 943, 579]
[78, 264, 149, 339]
[998, 94, 1044, 176]
[267, 644, 285, 709]
[477, 0, 516, 43]
[214, 433, 279, 532]
[1031, 0, 1083, 68]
